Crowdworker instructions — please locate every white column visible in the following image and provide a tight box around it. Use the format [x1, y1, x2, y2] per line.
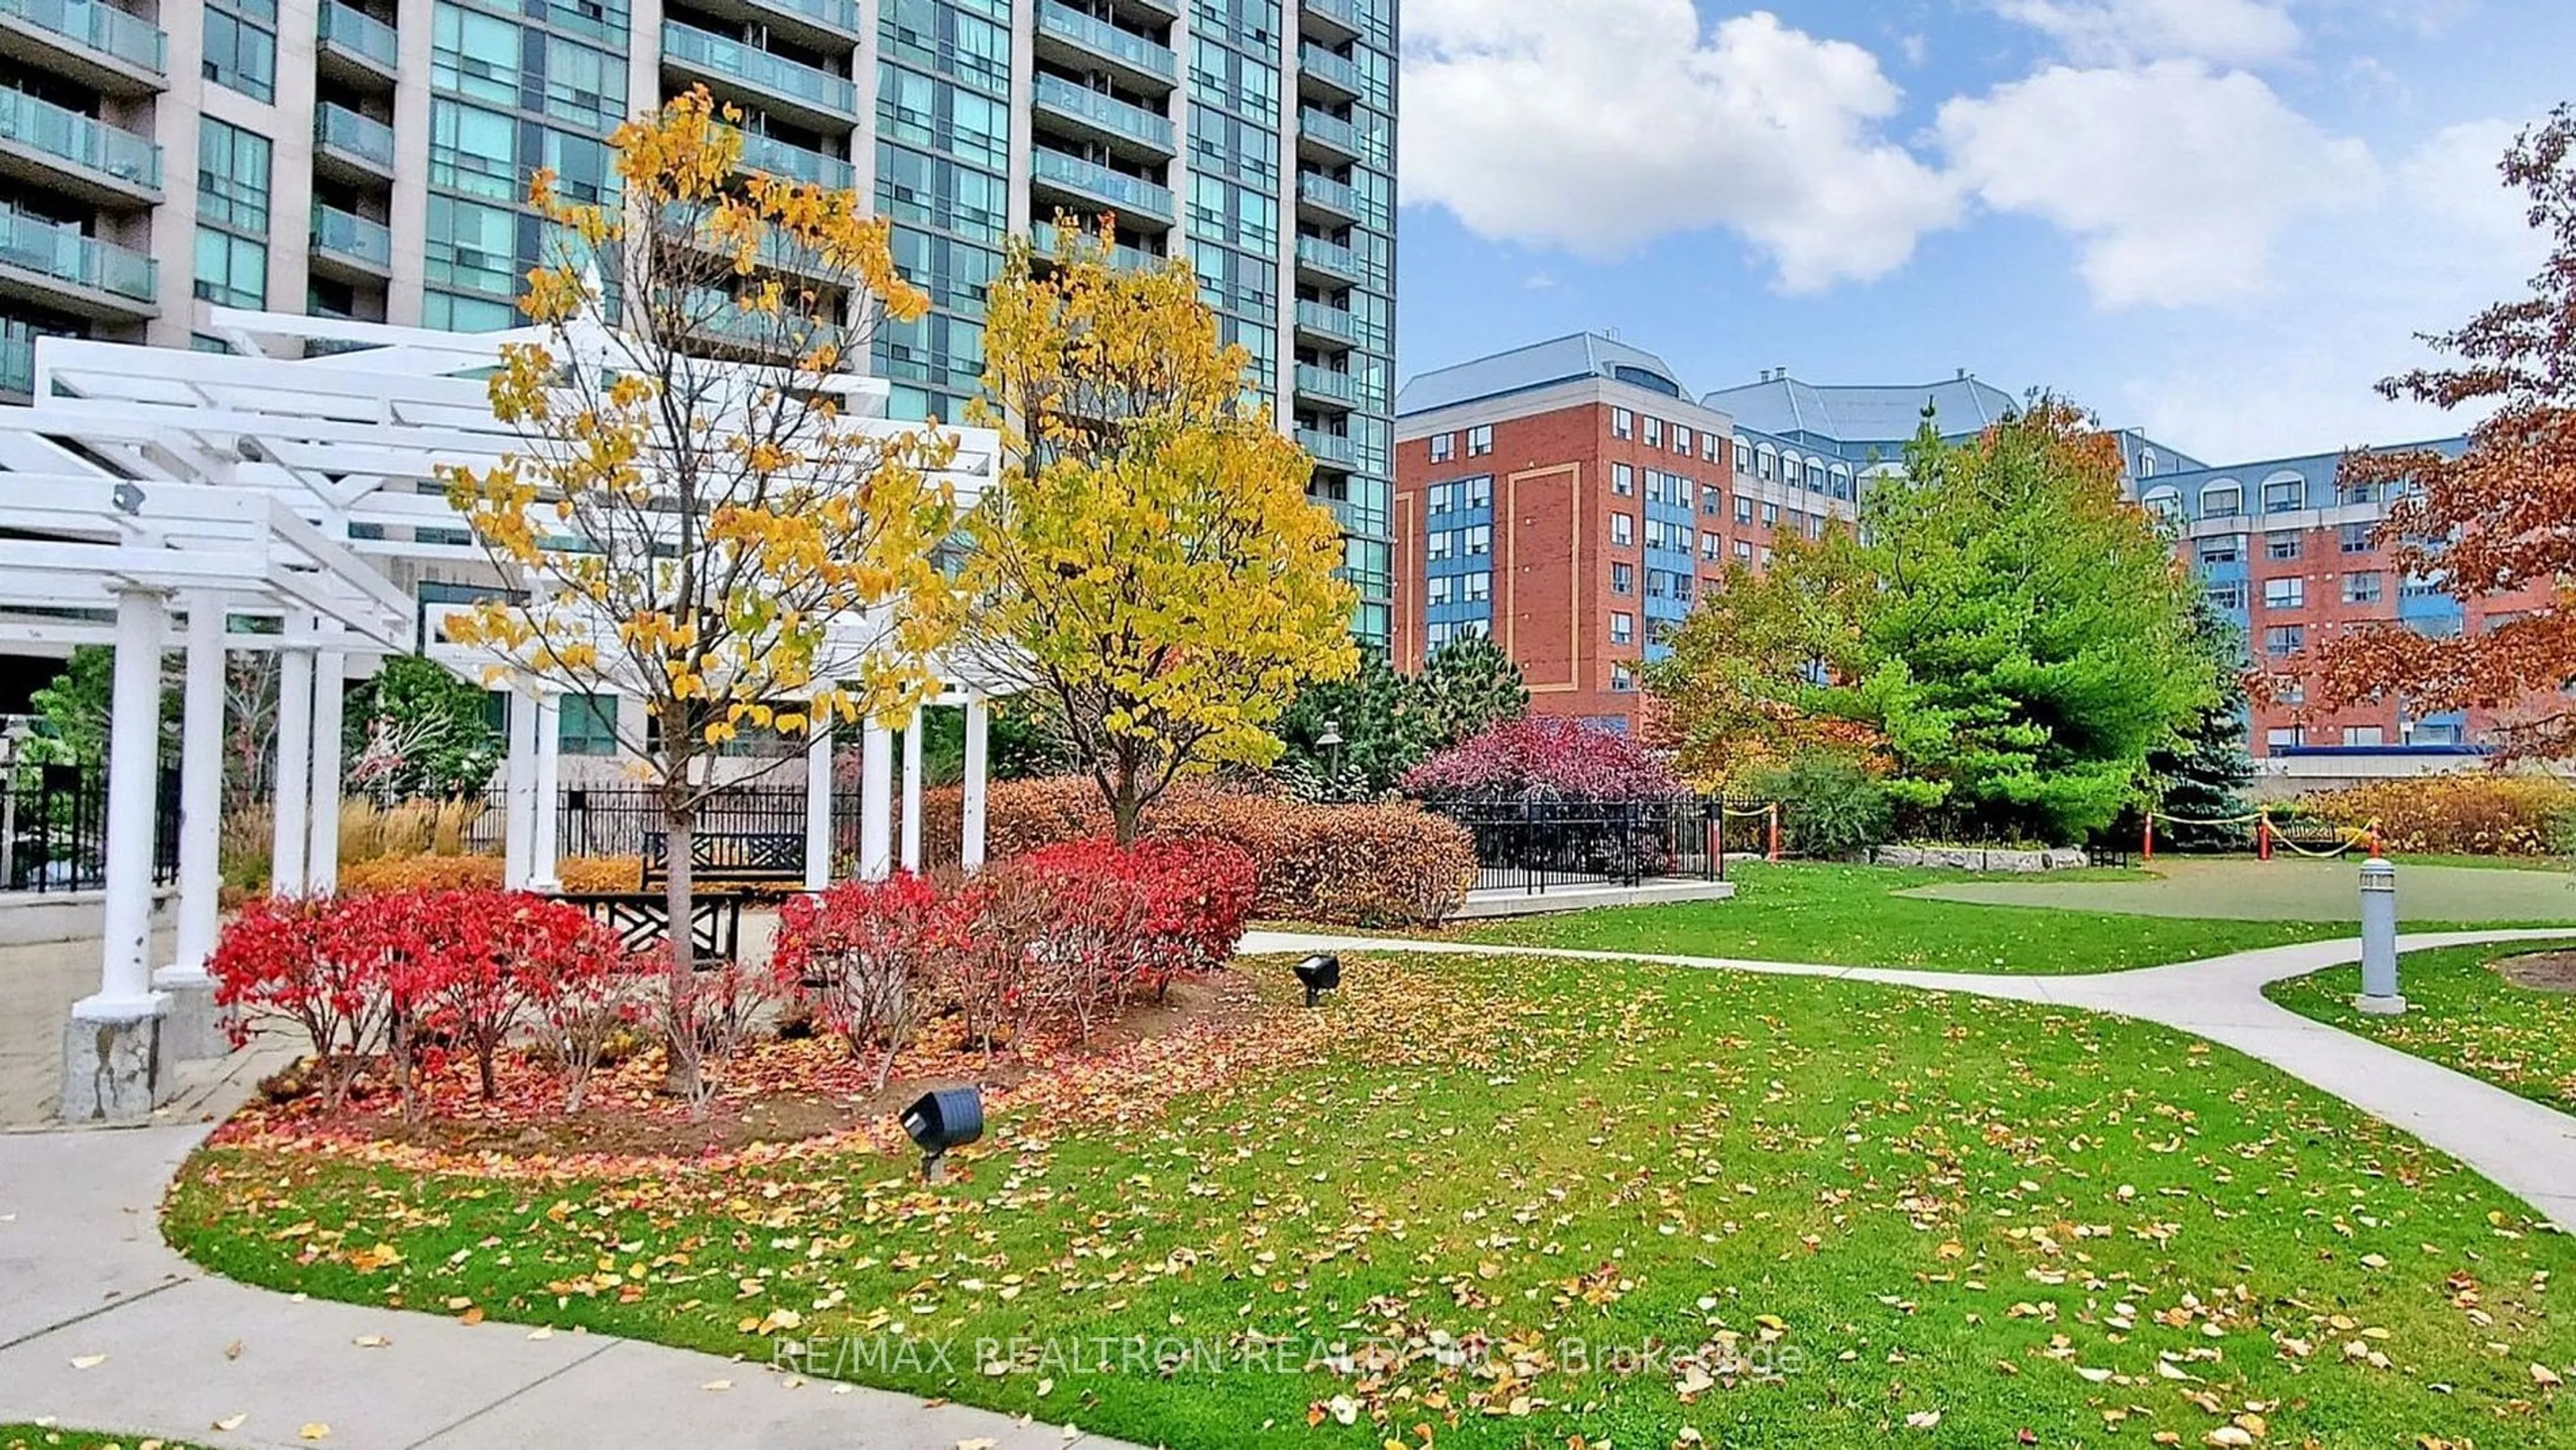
[88, 587, 168, 1013]
[304, 645, 345, 894]
[859, 719, 893, 880]
[270, 647, 312, 896]
[900, 708, 924, 872]
[961, 694, 989, 873]
[503, 686, 537, 890]
[529, 692, 561, 891]
[803, 705, 833, 891]
[163, 593, 225, 983]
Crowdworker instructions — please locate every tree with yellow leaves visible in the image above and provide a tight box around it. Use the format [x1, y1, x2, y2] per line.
[438, 89, 962, 1097]
[965, 220, 1358, 843]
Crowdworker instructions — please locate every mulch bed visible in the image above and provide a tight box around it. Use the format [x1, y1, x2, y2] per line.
[2495, 949, 2576, 992]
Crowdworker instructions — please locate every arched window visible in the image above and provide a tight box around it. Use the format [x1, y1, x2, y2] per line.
[2141, 485, 2182, 521]
[1830, 464, 1853, 500]
[1781, 454, 1801, 486]
[1756, 444, 1777, 481]
[2140, 448, 2157, 478]
[2200, 479, 2243, 519]
[2261, 469, 2308, 515]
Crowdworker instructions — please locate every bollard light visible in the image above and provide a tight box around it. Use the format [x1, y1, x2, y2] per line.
[1293, 953, 1341, 1008]
[2356, 856, 2405, 1016]
[901, 1087, 985, 1182]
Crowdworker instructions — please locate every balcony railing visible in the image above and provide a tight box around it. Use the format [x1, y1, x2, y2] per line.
[0, 201, 155, 301]
[1301, 0, 1361, 29]
[1298, 170, 1358, 217]
[1030, 148, 1173, 223]
[735, 129, 853, 189]
[1036, 1, 1175, 83]
[318, 3, 399, 70]
[311, 204, 392, 268]
[1033, 73, 1173, 152]
[0, 0, 164, 74]
[1297, 427, 1358, 470]
[0, 87, 159, 189]
[315, 103, 396, 170]
[1299, 43, 1362, 95]
[1299, 107, 1360, 156]
[1030, 219, 1162, 273]
[747, 0, 856, 33]
[1295, 299, 1356, 342]
[662, 21, 856, 114]
[1295, 362, 1358, 406]
[1296, 234, 1360, 280]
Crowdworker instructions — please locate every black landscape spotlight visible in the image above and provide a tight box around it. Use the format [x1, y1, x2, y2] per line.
[900, 1087, 984, 1183]
[1293, 953, 1341, 1008]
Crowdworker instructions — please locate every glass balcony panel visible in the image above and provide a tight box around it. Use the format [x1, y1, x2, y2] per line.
[1030, 148, 1173, 223]
[1295, 362, 1357, 405]
[1299, 43, 1361, 94]
[1036, 1, 1175, 83]
[1295, 299, 1356, 341]
[1297, 427, 1358, 469]
[0, 201, 156, 301]
[661, 21, 857, 115]
[319, 3, 398, 69]
[315, 103, 396, 169]
[0, 86, 159, 187]
[1298, 170, 1358, 216]
[735, 129, 853, 189]
[0, 0, 164, 74]
[312, 204, 392, 268]
[1033, 73, 1173, 152]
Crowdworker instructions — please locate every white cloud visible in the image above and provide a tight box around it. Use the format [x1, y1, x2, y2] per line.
[1399, 3, 1961, 290]
[1990, 0, 2304, 65]
[2112, 119, 2548, 460]
[1937, 60, 2381, 307]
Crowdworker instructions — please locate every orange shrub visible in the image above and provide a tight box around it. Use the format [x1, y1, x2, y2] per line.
[2294, 774, 2576, 857]
[916, 778, 1476, 926]
[338, 853, 643, 894]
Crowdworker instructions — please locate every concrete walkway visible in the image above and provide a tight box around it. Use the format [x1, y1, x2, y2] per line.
[0, 1123, 1139, 1448]
[1244, 925, 2576, 1225]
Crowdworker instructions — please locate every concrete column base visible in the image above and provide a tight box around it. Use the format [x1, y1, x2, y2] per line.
[59, 992, 172, 1123]
[2356, 994, 2408, 1017]
[153, 968, 228, 1061]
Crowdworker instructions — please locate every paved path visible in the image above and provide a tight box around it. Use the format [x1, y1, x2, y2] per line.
[1902, 856, 2576, 921]
[0, 1123, 1140, 1449]
[1245, 926, 2576, 1225]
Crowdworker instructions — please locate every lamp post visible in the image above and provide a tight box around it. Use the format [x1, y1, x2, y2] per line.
[1317, 717, 1344, 799]
[2357, 856, 2405, 1016]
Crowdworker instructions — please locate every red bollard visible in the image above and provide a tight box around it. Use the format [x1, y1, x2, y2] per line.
[2142, 813, 2155, 862]
[2257, 815, 2271, 862]
[1767, 804, 1781, 863]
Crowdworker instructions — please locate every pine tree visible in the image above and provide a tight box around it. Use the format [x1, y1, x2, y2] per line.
[2148, 601, 2257, 851]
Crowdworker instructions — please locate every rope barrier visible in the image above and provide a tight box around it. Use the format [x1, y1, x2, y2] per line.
[2269, 827, 2371, 860]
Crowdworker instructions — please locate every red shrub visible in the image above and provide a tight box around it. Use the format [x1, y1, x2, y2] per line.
[212, 894, 400, 1112]
[1120, 837, 1259, 973]
[773, 873, 953, 1086]
[1403, 717, 1682, 802]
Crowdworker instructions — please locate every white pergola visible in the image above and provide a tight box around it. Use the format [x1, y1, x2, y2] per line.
[0, 310, 1007, 1120]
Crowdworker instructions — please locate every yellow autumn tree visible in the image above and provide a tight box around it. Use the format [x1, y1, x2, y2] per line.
[437, 89, 962, 1096]
[965, 219, 1358, 843]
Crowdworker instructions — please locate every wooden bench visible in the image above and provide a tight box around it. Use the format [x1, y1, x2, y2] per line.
[552, 890, 749, 966]
[640, 830, 806, 888]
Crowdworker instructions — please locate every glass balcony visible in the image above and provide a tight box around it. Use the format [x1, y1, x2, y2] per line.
[0, 87, 160, 189]
[1299, 108, 1360, 158]
[1301, 0, 1360, 30]
[1030, 147, 1173, 223]
[1033, 73, 1174, 153]
[1299, 43, 1362, 97]
[1036, 1, 1175, 85]
[315, 103, 396, 171]
[748, 0, 857, 33]
[1295, 234, 1360, 280]
[311, 204, 392, 270]
[1030, 219, 1161, 273]
[1295, 362, 1358, 407]
[1298, 170, 1358, 218]
[318, 4, 398, 71]
[735, 129, 853, 189]
[1297, 427, 1358, 470]
[0, 201, 155, 302]
[0, 318, 34, 395]
[1295, 299, 1356, 343]
[662, 21, 857, 115]
[0, 0, 165, 76]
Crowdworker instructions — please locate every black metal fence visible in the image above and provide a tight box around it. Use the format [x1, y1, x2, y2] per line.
[2, 764, 181, 894]
[1434, 797, 1724, 895]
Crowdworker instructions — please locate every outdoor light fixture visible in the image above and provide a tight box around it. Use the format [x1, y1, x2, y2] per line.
[1293, 953, 1341, 1008]
[900, 1087, 984, 1182]
[1316, 719, 1343, 749]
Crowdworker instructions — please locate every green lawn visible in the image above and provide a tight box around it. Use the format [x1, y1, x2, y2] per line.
[2267, 939, 2576, 1113]
[171, 952, 2576, 1449]
[0, 1429, 209, 1450]
[1451, 863, 2356, 972]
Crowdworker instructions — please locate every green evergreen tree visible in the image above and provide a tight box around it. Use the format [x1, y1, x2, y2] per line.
[2146, 599, 2257, 852]
[1415, 633, 1530, 750]
[1276, 650, 1436, 802]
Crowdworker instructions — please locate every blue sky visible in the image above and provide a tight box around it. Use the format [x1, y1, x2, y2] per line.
[1393, 0, 2573, 463]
